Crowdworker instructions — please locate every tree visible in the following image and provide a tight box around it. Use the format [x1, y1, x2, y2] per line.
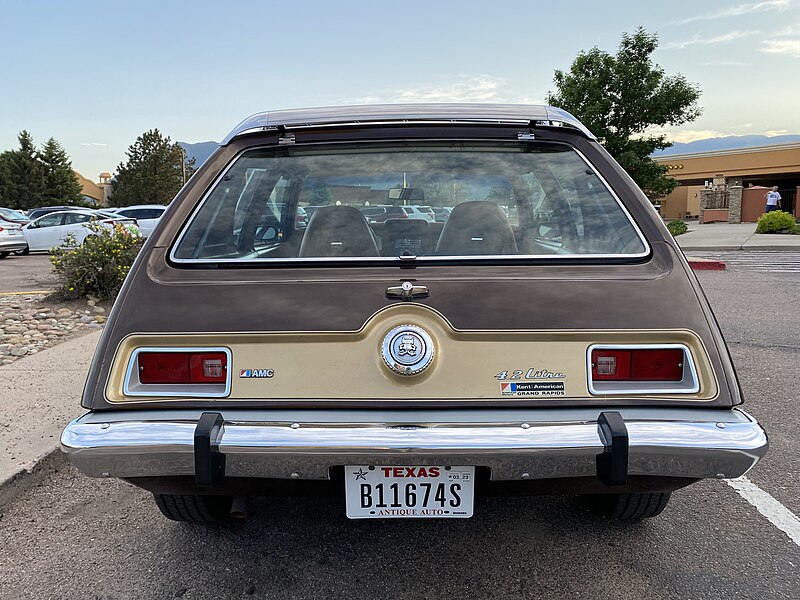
[309, 185, 332, 205]
[0, 131, 46, 209]
[110, 129, 196, 207]
[39, 138, 84, 205]
[547, 27, 701, 199]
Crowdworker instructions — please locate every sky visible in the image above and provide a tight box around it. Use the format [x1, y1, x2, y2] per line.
[1, 0, 798, 179]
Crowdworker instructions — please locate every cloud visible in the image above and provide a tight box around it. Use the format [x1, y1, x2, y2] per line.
[348, 76, 543, 105]
[80, 142, 108, 147]
[699, 60, 750, 66]
[663, 30, 756, 49]
[760, 39, 800, 57]
[678, 0, 791, 24]
[650, 127, 791, 143]
[664, 130, 735, 143]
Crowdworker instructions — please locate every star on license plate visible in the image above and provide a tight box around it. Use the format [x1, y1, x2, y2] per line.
[344, 465, 475, 519]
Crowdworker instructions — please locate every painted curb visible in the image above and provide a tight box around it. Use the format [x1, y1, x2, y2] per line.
[687, 258, 727, 271]
[0, 446, 66, 509]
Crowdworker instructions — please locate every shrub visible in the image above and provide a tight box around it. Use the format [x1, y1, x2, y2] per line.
[50, 222, 144, 301]
[755, 210, 797, 234]
[666, 219, 688, 236]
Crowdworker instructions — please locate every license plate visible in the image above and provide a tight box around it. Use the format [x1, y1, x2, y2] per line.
[344, 465, 474, 519]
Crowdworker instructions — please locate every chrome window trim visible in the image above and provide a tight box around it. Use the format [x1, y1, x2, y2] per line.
[123, 346, 232, 398]
[169, 142, 651, 265]
[220, 104, 596, 144]
[586, 343, 701, 396]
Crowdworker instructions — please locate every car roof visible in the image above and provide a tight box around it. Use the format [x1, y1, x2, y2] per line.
[115, 204, 168, 210]
[33, 209, 98, 218]
[221, 103, 595, 144]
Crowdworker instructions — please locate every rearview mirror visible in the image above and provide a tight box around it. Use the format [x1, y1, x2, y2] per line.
[388, 188, 424, 201]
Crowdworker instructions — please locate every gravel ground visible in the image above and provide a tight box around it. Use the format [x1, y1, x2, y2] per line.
[0, 293, 107, 364]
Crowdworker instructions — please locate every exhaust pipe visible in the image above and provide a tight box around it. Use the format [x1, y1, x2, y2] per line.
[230, 496, 248, 519]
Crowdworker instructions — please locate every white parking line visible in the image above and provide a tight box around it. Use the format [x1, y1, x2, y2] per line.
[725, 476, 800, 547]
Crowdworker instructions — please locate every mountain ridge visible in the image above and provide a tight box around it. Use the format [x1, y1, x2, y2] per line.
[653, 134, 800, 156]
[179, 141, 219, 167]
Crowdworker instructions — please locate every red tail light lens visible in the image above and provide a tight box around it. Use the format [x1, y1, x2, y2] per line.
[630, 349, 683, 381]
[591, 348, 684, 382]
[138, 352, 189, 384]
[138, 351, 228, 384]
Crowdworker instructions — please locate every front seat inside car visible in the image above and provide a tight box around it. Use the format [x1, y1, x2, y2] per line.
[435, 201, 519, 255]
[298, 206, 381, 257]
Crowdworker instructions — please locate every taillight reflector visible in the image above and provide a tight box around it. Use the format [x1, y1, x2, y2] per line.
[138, 351, 227, 384]
[591, 348, 683, 382]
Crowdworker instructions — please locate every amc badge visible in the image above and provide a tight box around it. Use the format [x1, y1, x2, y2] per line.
[381, 325, 435, 376]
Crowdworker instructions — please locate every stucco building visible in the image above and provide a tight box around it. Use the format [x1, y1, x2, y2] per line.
[653, 142, 800, 223]
[76, 171, 112, 206]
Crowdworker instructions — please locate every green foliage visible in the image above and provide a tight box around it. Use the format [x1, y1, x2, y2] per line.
[0, 131, 84, 210]
[666, 219, 688, 236]
[755, 210, 797, 234]
[110, 129, 196, 207]
[309, 186, 333, 204]
[547, 27, 702, 200]
[50, 222, 144, 301]
[39, 138, 84, 205]
[0, 131, 46, 209]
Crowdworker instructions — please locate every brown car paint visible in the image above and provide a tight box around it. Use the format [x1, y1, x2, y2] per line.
[80, 126, 741, 411]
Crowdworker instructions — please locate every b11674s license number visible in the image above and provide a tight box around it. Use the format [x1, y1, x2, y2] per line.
[344, 466, 475, 519]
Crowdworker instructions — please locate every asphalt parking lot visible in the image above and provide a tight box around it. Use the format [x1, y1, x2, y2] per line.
[0, 253, 57, 293]
[0, 266, 798, 599]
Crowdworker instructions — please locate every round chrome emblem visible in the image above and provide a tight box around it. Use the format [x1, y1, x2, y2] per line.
[381, 325, 435, 376]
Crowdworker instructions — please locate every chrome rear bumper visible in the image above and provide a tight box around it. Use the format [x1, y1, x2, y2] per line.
[61, 407, 767, 482]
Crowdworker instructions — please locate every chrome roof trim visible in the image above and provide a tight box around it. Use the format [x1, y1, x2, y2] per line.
[221, 104, 596, 145]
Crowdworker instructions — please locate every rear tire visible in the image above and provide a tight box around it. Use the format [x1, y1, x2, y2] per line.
[0, 252, 9, 259]
[153, 493, 235, 524]
[585, 492, 671, 520]
[16, 245, 29, 255]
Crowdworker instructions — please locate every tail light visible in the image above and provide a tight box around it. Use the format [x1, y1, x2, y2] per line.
[588, 345, 699, 394]
[125, 347, 231, 397]
[591, 348, 683, 381]
[138, 351, 227, 384]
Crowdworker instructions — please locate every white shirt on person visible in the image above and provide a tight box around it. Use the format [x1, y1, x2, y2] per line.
[765, 191, 781, 206]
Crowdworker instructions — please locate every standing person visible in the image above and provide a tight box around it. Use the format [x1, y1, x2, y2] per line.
[764, 186, 782, 212]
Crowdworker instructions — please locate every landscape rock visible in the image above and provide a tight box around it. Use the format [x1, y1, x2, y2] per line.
[0, 293, 106, 364]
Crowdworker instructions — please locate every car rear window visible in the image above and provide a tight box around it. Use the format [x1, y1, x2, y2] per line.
[172, 142, 647, 263]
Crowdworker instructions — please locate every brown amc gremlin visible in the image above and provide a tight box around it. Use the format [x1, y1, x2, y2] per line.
[61, 104, 768, 524]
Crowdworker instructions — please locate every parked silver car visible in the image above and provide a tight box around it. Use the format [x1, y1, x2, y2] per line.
[0, 219, 27, 257]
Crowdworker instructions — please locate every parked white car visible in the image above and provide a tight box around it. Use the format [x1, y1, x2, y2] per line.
[22, 210, 138, 252]
[0, 219, 27, 258]
[404, 205, 436, 222]
[108, 205, 167, 238]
